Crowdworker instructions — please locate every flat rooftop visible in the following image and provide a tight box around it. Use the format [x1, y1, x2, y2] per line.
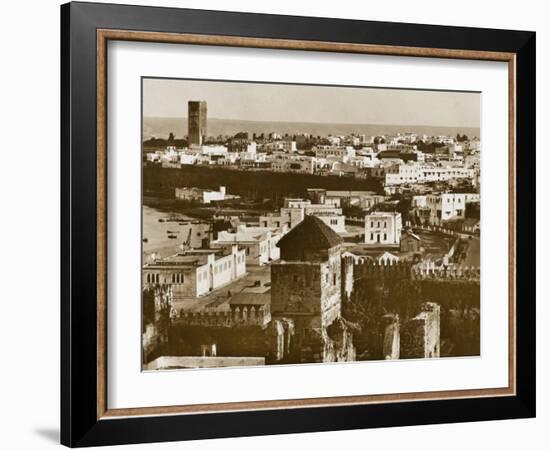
[146, 254, 209, 266]
[145, 248, 227, 267]
[214, 231, 270, 242]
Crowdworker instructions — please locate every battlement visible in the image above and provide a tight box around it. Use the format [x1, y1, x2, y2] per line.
[349, 259, 480, 282]
[352, 259, 414, 280]
[412, 223, 479, 236]
[412, 263, 480, 281]
[174, 303, 271, 328]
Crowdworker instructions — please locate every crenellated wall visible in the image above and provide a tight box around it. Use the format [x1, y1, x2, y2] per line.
[351, 259, 480, 282]
[173, 304, 271, 328]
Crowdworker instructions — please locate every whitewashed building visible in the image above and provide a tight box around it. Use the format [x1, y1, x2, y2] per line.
[175, 186, 237, 204]
[364, 212, 403, 245]
[426, 193, 466, 225]
[143, 245, 246, 300]
[211, 225, 285, 266]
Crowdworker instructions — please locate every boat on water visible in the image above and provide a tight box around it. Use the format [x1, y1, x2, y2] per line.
[166, 230, 179, 234]
[168, 235, 177, 239]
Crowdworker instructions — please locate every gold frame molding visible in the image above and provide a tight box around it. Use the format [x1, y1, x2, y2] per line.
[96, 29, 516, 420]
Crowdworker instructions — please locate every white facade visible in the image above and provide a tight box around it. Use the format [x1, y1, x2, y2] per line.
[364, 212, 403, 245]
[202, 186, 224, 202]
[412, 195, 428, 208]
[314, 145, 355, 161]
[434, 136, 455, 145]
[304, 204, 346, 233]
[259, 208, 305, 230]
[175, 186, 228, 204]
[421, 166, 474, 182]
[327, 136, 342, 146]
[146, 152, 161, 162]
[200, 145, 228, 156]
[289, 201, 347, 233]
[284, 198, 311, 208]
[426, 193, 467, 224]
[261, 198, 346, 233]
[203, 247, 247, 295]
[143, 245, 246, 299]
[160, 146, 179, 163]
[385, 162, 421, 185]
[212, 225, 284, 266]
[282, 141, 297, 152]
[313, 214, 347, 233]
[384, 162, 475, 186]
[180, 153, 197, 165]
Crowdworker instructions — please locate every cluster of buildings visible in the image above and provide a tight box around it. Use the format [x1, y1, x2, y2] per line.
[143, 213, 462, 368]
[259, 197, 347, 234]
[144, 245, 247, 301]
[410, 192, 480, 226]
[147, 140, 478, 183]
[145, 101, 481, 189]
[146, 183, 479, 307]
[175, 186, 240, 204]
[142, 100, 481, 369]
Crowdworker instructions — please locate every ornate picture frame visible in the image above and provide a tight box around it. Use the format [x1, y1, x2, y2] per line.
[61, 2, 535, 447]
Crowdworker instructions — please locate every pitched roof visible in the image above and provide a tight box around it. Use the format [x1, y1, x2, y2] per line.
[276, 215, 343, 251]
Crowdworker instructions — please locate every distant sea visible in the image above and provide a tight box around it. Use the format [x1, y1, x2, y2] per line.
[143, 117, 480, 141]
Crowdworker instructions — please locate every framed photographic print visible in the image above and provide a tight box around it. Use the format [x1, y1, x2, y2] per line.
[61, 1, 536, 447]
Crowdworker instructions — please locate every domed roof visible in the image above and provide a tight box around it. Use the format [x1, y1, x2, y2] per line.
[277, 215, 343, 251]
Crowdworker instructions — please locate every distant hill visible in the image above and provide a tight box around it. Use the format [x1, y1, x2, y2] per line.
[143, 117, 480, 141]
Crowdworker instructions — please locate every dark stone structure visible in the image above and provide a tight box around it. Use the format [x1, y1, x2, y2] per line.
[188, 100, 207, 145]
[271, 216, 355, 363]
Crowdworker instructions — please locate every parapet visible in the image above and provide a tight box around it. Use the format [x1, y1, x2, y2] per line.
[412, 264, 480, 281]
[174, 303, 271, 327]
[350, 259, 480, 282]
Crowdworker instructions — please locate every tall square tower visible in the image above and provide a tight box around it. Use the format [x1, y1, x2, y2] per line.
[271, 216, 343, 330]
[188, 101, 207, 145]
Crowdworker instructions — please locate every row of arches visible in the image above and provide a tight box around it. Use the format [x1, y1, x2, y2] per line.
[144, 273, 184, 284]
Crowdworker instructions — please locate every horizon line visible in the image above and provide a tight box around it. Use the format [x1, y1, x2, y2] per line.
[143, 116, 480, 130]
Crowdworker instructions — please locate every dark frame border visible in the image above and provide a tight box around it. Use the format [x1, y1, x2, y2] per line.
[61, 1, 535, 447]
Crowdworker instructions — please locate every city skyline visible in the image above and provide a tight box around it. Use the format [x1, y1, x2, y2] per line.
[143, 78, 480, 128]
[142, 77, 481, 371]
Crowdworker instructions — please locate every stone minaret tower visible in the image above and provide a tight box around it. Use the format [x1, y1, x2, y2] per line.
[187, 100, 207, 146]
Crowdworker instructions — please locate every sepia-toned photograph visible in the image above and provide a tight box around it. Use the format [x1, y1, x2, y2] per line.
[141, 78, 481, 371]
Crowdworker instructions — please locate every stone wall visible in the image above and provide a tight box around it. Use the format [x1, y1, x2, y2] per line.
[173, 304, 271, 328]
[271, 259, 341, 329]
[160, 316, 348, 366]
[401, 302, 440, 359]
[382, 314, 400, 360]
[345, 260, 479, 359]
[164, 324, 272, 361]
[295, 318, 356, 363]
[325, 318, 356, 363]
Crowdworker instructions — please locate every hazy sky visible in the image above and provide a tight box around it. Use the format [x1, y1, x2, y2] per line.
[143, 78, 480, 127]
